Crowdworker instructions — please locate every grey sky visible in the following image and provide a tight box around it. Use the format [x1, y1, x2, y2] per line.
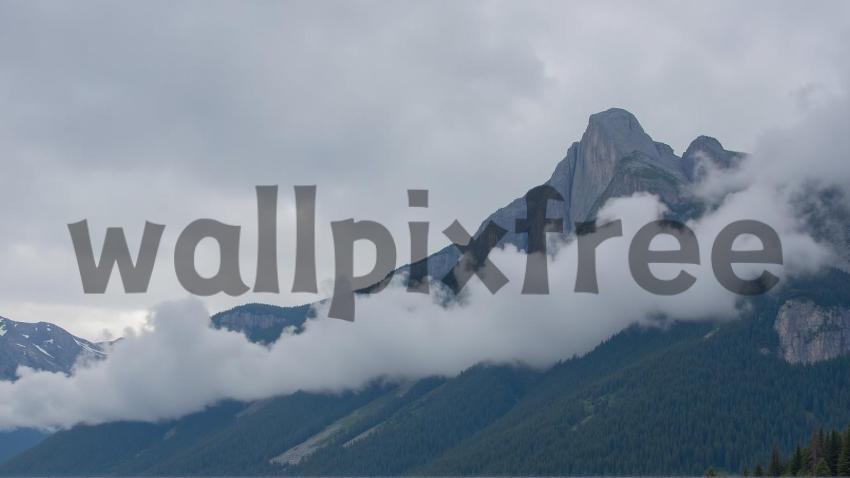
[1, 0, 849, 339]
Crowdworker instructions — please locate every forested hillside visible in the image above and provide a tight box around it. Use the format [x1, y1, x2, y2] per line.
[5, 269, 850, 476]
[738, 426, 850, 477]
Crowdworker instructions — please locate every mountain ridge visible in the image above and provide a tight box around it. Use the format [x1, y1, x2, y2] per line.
[0, 316, 108, 463]
[0, 316, 105, 382]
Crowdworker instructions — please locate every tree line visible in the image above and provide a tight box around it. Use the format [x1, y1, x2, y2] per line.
[718, 426, 850, 477]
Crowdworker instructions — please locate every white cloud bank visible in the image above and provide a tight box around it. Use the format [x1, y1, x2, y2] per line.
[0, 183, 831, 430]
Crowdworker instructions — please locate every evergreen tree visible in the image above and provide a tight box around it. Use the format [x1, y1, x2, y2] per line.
[706, 466, 718, 477]
[743, 425, 850, 478]
[756, 464, 765, 476]
[813, 430, 826, 467]
[743, 466, 750, 476]
[816, 458, 831, 477]
[838, 426, 850, 477]
[769, 446, 785, 477]
[804, 447, 815, 476]
[790, 445, 803, 476]
[828, 429, 842, 475]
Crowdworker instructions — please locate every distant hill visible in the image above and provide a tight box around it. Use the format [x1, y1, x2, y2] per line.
[0, 316, 105, 382]
[0, 316, 110, 463]
[210, 303, 312, 344]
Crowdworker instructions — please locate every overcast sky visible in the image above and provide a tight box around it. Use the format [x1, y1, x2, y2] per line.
[2, 0, 849, 340]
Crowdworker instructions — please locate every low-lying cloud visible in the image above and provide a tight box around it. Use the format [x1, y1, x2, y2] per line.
[2, 85, 849, 431]
[0, 182, 830, 430]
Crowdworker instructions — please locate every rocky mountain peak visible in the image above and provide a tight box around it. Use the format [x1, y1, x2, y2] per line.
[0, 316, 105, 381]
[682, 135, 743, 180]
[582, 108, 661, 160]
[568, 108, 679, 224]
[586, 107, 641, 129]
[685, 135, 724, 154]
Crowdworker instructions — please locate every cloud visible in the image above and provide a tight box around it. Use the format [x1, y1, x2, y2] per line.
[1, 1, 850, 336]
[0, 0, 848, 430]
[0, 176, 830, 430]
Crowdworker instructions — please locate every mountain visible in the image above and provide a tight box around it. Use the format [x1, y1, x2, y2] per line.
[0, 316, 108, 463]
[211, 303, 312, 344]
[8, 288, 850, 476]
[416, 108, 735, 282]
[0, 321, 691, 476]
[0, 430, 46, 468]
[681, 135, 745, 181]
[0, 316, 105, 381]
[418, 274, 850, 476]
[3, 108, 850, 475]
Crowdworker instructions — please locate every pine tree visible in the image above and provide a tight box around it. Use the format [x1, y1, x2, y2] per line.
[816, 458, 831, 477]
[743, 466, 750, 476]
[756, 464, 765, 476]
[838, 426, 850, 477]
[769, 446, 785, 477]
[804, 447, 815, 476]
[828, 429, 842, 475]
[790, 445, 803, 476]
[813, 430, 825, 467]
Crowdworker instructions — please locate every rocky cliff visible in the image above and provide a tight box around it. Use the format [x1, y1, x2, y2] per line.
[422, 108, 741, 281]
[774, 299, 850, 364]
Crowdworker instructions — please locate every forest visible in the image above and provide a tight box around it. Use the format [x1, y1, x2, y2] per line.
[732, 426, 850, 477]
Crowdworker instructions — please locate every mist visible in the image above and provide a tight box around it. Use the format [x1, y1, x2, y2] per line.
[3, 79, 850, 430]
[0, 167, 832, 430]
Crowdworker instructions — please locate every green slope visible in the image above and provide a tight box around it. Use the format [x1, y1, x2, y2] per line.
[0, 429, 46, 465]
[5, 271, 850, 476]
[0, 385, 395, 476]
[285, 364, 539, 476]
[419, 287, 850, 475]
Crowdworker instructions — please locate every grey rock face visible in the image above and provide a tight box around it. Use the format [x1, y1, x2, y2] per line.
[774, 299, 850, 364]
[568, 108, 677, 225]
[587, 152, 691, 220]
[681, 135, 744, 181]
[485, 108, 689, 238]
[424, 108, 738, 282]
[0, 316, 104, 381]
